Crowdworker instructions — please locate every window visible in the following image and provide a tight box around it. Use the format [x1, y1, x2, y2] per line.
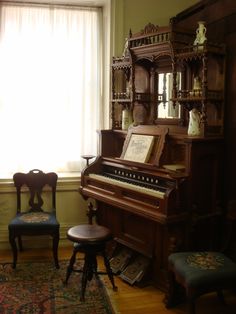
[0, 2, 103, 178]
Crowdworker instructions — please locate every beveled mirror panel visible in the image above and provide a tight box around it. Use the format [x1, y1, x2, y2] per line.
[157, 72, 181, 119]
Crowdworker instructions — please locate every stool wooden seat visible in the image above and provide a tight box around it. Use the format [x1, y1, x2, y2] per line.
[65, 224, 117, 301]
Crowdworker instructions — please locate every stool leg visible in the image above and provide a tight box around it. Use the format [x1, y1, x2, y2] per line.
[91, 254, 98, 279]
[102, 251, 117, 291]
[80, 253, 90, 301]
[165, 271, 176, 308]
[80, 252, 98, 301]
[65, 249, 77, 284]
[165, 270, 185, 308]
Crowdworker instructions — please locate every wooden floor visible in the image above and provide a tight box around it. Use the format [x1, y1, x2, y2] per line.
[1, 246, 236, 314]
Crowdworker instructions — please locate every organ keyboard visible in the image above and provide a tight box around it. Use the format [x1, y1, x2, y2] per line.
[88, 173, 165, 198]
[81, 155, 186, 220]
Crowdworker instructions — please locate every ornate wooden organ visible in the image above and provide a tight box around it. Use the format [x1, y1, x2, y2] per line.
[80, 20, 225, 290]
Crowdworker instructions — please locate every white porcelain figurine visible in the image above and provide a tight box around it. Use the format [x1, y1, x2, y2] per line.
[194, 21, 207, 47]
[188, 108, 201, 136]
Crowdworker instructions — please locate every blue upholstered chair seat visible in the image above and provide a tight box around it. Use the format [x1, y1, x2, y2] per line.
[168, 252, 236, 290]
[9, 212, 59, 231]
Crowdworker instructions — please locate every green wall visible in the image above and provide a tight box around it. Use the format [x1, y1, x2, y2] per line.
[112, 0, 199, 56]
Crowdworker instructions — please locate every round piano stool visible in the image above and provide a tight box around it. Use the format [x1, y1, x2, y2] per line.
[65, 224, 117, 301]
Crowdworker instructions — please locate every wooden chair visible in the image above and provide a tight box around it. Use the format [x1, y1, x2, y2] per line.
[65, 203, 117, 301]
[165, 214, 236, 314]
[8, 169, 60, 269]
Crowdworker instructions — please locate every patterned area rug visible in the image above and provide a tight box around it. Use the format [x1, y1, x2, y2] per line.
[0, 260, 115, 314]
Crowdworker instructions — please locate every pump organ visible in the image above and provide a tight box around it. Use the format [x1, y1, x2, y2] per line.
[80, 20, 225, 290]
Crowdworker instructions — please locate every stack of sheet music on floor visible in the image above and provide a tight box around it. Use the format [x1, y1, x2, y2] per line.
[109, 245, 150, 285]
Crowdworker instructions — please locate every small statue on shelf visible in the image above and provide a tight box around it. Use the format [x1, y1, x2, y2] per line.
[122, 106, 132, 130]
[194, 21, 207, 48]
[126, 80, 132, 98]
[122, 38, 129, 58]
[187, 108, 201, 136]
[191, 76, 202, 97]
[193, 76, 201, 90]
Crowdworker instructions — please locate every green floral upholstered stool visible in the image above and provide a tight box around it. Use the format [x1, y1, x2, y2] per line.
[165, 251, 236, 314]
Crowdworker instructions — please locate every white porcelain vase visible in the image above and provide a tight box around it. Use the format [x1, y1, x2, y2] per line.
[187, 108, 201, 136]
[194, 21, 207, 46]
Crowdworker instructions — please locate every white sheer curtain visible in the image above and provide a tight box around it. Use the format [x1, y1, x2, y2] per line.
[0, 3, 102, 178]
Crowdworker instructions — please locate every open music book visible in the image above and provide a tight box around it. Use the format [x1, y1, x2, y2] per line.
[123, 134, 155, 163]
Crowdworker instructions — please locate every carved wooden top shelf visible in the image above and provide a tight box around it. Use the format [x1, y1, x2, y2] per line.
[128, 23, 194, 53]
[129, 29, 171, 49]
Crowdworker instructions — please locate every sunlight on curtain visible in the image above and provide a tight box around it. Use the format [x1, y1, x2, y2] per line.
[0, 4, 102, 178]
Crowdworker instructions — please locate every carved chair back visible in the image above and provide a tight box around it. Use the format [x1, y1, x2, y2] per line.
[13, 169, 57, 214]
